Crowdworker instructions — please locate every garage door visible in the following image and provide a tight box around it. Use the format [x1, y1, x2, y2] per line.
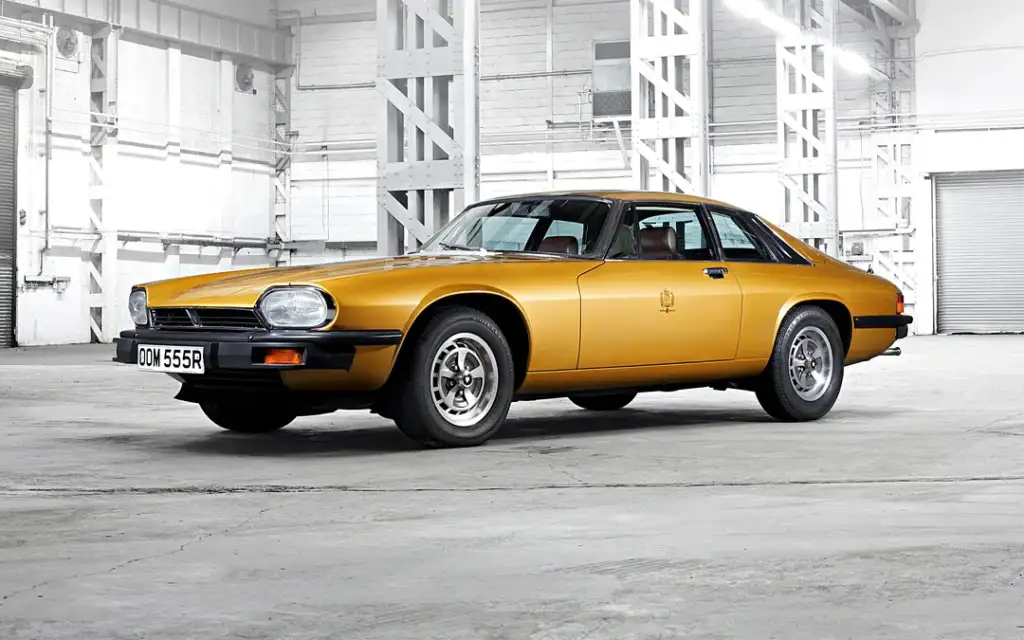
[0, 82, 15, 348]
[936, 170, 1024, 333]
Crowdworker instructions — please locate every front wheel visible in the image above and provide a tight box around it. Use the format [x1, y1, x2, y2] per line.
[569, 392, 637, 411]
[755, 306, 844, 422]
[392, 306, 515, 448]
[200, 401, 296, 433]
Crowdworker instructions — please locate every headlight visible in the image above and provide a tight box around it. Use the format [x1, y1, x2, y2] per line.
[258, 287, 332, 329]
[128, 290, 148, 326]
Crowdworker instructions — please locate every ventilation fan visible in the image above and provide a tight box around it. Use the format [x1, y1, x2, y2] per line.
[56, 27, 78, 59]
[234, 63, 256, 95]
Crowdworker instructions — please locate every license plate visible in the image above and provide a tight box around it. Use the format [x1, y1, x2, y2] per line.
[137, 345, 205, 374]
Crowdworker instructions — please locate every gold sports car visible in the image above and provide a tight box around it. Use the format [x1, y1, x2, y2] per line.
[114, 191, 911, 447]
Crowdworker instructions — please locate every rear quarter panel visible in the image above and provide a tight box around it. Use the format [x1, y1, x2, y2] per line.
[730, 260, 900, 365]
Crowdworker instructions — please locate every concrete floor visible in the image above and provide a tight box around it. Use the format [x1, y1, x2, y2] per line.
[1, 337, 1023, 639]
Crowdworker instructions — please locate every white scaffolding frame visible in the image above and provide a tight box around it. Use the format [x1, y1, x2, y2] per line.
[630, 0, 710, 195]
[376, 0, 480, 256]
[88, 26, 119, 343]
[272, 66, 294, 266]
[775, 0, 840, 256]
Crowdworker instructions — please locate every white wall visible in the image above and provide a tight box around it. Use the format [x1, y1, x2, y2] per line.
[912, 0, 1024, 335]
[173, 0, 277, 25]
[13, 3, 278, 346]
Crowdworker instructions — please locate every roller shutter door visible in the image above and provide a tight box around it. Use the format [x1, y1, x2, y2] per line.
[0, 82, 15, 348]
[935, 170, 1024, 333]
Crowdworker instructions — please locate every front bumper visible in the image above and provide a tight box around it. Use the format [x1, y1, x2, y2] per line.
[853, 314, 914, 340]
[113, 328, 402, 371]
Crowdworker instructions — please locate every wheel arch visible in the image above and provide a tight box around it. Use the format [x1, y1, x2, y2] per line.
[393, 287, 533, 390]
[776, 295, 853, 357]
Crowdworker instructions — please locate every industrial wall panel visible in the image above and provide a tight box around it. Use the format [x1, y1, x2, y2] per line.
[936, 170, 1024, 333]
[0, 82, 16, 348]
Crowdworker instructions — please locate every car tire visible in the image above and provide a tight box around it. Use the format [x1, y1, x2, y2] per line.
[569, 392, 637, 411]
[392, 306, 515, 448]
[200, 401, 296, 433]
[755, 305, 845, 422]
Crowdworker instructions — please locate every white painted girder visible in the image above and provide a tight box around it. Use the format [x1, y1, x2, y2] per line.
[88, 26, 119, 343]
[775, 0, 839, 256]
[377, 0, 479, 256]
[630, 0, 709, 196]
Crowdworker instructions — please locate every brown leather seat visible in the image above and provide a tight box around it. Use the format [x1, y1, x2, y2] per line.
[639, 227, 679, 260]
[538, 235, 580, 255]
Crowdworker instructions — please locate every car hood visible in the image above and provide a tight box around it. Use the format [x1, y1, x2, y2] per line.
[143, 252, 574, 307]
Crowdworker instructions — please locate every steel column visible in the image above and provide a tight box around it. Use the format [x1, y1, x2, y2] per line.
[630, 0, 710, 195]
[775, 0, 839, 256]
[376, 0, 479, 256]
[272, 65, 294, 266]
[88, 26, 119, 343]
[866, 0, 917, 301]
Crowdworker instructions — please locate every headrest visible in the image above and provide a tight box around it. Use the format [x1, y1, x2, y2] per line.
[538, 235, 580, 255]
[639, 227, 677, 256]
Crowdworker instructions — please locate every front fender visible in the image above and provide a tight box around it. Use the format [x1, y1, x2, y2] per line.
[402, 284, 531, 339]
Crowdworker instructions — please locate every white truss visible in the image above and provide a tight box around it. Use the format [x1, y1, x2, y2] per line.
[630, 0, 709, 195]
[88, 26, 119, 343]
[775, 0, 839, 256]
[376, 0, 479, 256]
[838, 0, 918, 304]
[272, 69, 293, 266]
[868, 1, 915, 230]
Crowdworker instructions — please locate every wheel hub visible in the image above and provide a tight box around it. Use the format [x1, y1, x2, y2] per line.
[430, 333, 499, 428]
[787, 326, 834, 402]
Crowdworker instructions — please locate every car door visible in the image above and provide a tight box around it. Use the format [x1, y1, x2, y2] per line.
[703, 206, 818, 360]
[576, 202, 743, 369]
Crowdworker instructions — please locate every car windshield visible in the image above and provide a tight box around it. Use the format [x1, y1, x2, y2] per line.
[418, 198, 612, 258]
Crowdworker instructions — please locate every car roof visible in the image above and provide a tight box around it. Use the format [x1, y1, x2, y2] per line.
[485, 189, 740, 210]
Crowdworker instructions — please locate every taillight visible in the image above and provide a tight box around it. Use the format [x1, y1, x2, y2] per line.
[896, 291, 905, 315]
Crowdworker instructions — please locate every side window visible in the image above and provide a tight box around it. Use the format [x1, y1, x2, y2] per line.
[709, 210, 773, 262]
[636, 206, 714, 261]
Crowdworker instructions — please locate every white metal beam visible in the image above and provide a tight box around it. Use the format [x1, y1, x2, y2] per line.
[10, 0, 290, 66]
[775, 0, 839, 256]
[860, 0, 916, 302]
[630, 0, 709, 195]
[88, 26, 119, 343]
[377, 0, 479, 256]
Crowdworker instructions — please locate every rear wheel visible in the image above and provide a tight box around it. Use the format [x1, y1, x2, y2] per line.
[200, 401, 296, 433]
[392, 306, 515, 448]
[569, 392, 637, 411]
[755, 306, 844, 422]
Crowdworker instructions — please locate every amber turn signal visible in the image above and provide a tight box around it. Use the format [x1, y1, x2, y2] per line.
[264, 348, 303, 366]
[896, 292, 905, 315]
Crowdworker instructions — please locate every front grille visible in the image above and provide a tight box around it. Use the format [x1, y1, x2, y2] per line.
[150, 307, 264, 331]
[193, 308, 263, 330]
[150, 308, 193, 328]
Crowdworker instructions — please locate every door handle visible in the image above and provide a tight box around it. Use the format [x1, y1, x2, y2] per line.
[703, 267, 729, 279]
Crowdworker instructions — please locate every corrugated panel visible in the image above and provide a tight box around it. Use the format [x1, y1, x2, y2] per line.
[936, 170, 1024, 334]
[0, 82, 15, 348]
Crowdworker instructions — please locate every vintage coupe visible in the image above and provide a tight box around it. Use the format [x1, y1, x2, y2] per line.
[114, 191, 911, 447]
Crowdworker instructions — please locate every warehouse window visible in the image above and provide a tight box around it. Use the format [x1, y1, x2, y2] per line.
[592, 40, 631, 120]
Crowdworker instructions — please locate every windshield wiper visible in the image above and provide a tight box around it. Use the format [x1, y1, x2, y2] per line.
[438, 242, 482, 252]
